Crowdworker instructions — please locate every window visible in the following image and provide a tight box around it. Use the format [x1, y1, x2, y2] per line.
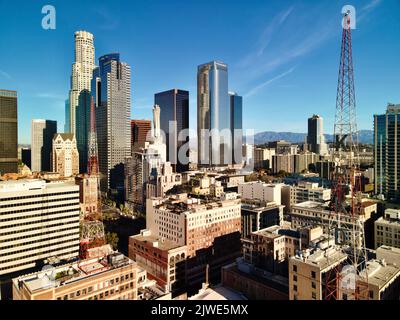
[312, 292, 316, 300]
[369, 290, 374, 299]
[311, 271, 316, 279]
[293, 285, 297, 292]
[312, 282, 316, 289]
[293, 275, 297, 282]
[293, 265, 297, 272]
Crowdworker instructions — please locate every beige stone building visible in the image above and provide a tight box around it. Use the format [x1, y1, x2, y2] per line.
[75, 174, 99, 217]
[290, 200, 377, 249]
[129, 230, 187, 293]
[254, 148, 275, 170]
[130, 193, 242, 294]
[289, 247, 348, 300]
[375, 209, 400, 249]
[13, 252, 146, 300]
[52, 133, 79, 177]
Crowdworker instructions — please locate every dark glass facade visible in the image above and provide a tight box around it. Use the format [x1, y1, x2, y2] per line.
[374, 105, 400, 202]
[92, 53, 131, 194]
[230, 93, 243, 165]
[0, 90, 18, 174]
[155, 89, 189, 172]
[76, 89, 91, 173]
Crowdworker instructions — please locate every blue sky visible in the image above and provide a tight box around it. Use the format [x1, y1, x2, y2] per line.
[0, 0, 399, 144]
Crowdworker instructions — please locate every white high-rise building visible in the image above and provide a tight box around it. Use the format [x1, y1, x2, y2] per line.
[0, 179, 80, 276]
[68, 31, 95, 135]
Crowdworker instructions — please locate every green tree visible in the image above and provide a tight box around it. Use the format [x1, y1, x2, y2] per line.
[106, 232, 119, 250]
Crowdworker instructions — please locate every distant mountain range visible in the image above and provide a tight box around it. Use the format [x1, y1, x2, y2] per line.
[251, 130, 373, 145]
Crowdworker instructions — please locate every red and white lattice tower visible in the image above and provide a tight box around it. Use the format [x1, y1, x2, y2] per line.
[79, 96, 106, 259]
[324, 10, 369, 300]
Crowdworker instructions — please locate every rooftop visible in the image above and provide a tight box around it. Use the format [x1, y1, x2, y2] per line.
[13, 252, 135, 293]
[293, 247, 348, 272]
[152, 193, 240, 215]
[189, 285, 247, 301]
[360, 260, 400, 289]
[131, 233, 185, 252]
[253, 225, 300, 239]
[292, 201, 329, 210]
[0, 179, 78, 193]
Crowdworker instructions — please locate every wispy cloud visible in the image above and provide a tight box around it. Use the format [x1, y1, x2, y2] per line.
[0, 70, 11, 79]
[238, 6, 294, 68]
[362, 0, 382, 12]
[35, 93, 65, 100]
[358, 0, 382, 22]
[245, 67, 296, 98]
[94, 6, 120, 31]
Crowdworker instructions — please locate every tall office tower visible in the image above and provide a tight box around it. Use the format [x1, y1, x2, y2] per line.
[229, 92, 243, 165]
[68, 31, 95, 135]
[31, 119, 57, 172]
[75, 90, 91, 173]
[374, 104, 400, 201]
[154, 89, 189, 172]
[197, 61, 231, 167]
[0, 89, 18, 174]
[124, 148, 163, 212]
[64, 98, 70, 133]
[52, 133, 79, 177]
[307, 115, 328, 155]
[125, 106, 165, 211]
[131, 119, 151, 152]
[0, 179, 80, 276]
[92, 53, 131, 193]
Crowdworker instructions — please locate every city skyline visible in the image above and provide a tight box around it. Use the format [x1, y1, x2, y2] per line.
[0, 0, 399, 145]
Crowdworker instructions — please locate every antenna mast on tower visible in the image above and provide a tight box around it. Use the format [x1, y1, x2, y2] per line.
[324, 10, 369, 300]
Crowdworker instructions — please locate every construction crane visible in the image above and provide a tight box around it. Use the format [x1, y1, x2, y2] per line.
[324, 10, 369, 300]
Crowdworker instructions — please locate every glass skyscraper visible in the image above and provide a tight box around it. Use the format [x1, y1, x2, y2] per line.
[92, 53, 131, 193]
[0, 89, 18, 174]
[64, 98, 70, 133]
[230, 92, 243, 165]
[75, 89, 91, 173]
[197, 61, 231, 166]
[374, 104, 400, 202]
[307, 115, 328, 155]
[154, 89, 189, 172]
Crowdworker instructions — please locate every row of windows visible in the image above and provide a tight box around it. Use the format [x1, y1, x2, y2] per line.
[0, 226, 79, 249]
[0, 202, 79, 217]
[57, 273, 135, 300]
[0, 190, 79, 202]
[0, 207, 80, 223]
[0, 213, 79, 231]
[0, 217, 79, 237]
[0, 237, 79, 258]
[0, 196, 79, 209]
[0, 248, 78, 272]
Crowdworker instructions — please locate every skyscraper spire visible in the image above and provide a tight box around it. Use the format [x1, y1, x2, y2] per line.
[88, 96, 99, 176]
